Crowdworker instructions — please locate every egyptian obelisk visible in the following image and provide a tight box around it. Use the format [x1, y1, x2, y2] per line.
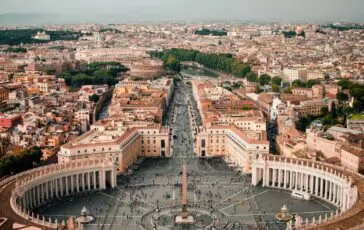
[175, 161, 195, 224]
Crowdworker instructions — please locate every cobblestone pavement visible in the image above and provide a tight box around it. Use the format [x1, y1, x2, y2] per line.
[37, 79, 335, 230]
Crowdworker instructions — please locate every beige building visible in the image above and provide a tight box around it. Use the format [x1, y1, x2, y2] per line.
[283, 68, 308, 84]
[58, 124, 170, 174]
[196, 125, 269, 173]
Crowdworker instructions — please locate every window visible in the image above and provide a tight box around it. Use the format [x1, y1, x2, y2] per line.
[201, 139, 206, 148]
[141, 140, 144, 144]
[161, 140, 165, 148]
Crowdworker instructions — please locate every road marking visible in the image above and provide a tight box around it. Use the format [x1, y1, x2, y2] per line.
[219, 190, 270, 212]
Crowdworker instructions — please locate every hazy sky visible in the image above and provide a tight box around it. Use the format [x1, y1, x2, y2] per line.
[1, 0, 363, 22]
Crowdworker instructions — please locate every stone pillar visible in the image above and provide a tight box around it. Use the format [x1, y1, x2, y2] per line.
[65, 176, 69, 196]
[305, 174, 309, 192]
[76, 174, 80, 192]
[50, 180, 54, 199]
[87, 172, 91, 190]
[60, 177, 64, 196]
[300, 172, 304, 191]
[272, 168, 276, 187]
[315, 176, 319, 195]
[310, 175, 314, 193]
[333, 184, 337, 204]
[342, 190, 347, 211]
[111, 170, 117, 188]
[278, 169, 282, 188]
[31, 188, 35, 208]
[46, 181, 49, 201]
[40, 184, 44, 204]
[94, 171, 98, 189]
[252, 166, 257, 186]
[330, 182, 334, 201]
[290, 171, 293, 189]
[320, 178, 324, 198]
[82, 173, 85, 191]
[55, 179, 59, 197]
[284, 170, 288, 189]
[326, 180, 330, 200]
[295, 172, 299, 190]
[37, 185, 41, 205]
[337, 186, 341, 205]
[71, 175, 74, 194]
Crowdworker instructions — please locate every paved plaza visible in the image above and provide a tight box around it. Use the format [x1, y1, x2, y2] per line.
[37, 79, 335, 229]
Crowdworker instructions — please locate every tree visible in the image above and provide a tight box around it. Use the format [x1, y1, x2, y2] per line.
[246, 72, 258, 83]
[271, 76, 282, 86]
[283, 87, 292, 94]
[259, 74, 271, 86]
[338, 78, 352, 89]
[89, 94, 100, 103]
[256, 86, 264, 93]
[164, 54, 181, 72]
[320, 107, 329, 116]
[232, 82, 241, 89]
[306, 79, 321, 88]
[336, 92, 349, 101]
[271, 83, 280, 92]
[0, 146, 42, 178]
[292, 80, 305, 88]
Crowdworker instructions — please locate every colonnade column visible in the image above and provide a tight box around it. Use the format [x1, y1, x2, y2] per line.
[82, 173, 85, 191]
[252, 166, 257, 186]
[315, 176, 319, 195]
[55, 178, 59, 197]
[71, 175, 74, 194]
[37, 185, 41, 205]
[65, 176, 69, 196]
[272, 169, 276, 187]
[87, 172, 90, 190]
[94, 171, 97, 189]
[76, 174, 80, 192]
[60, 177, 64, 196]
[320, 178, 324, 198]
[284, 170, 288, 189]
[290, 171, 293, 189]
[278, 169, 282, 187]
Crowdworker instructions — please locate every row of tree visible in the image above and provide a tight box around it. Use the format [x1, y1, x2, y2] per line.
[282, 30, 305, 38]
[3, 47, 27, 53]
[0, 146, 43, 178]
[0, 29, 82, 45]
[58, 62, 128, 87]
[149, 48, 251, 78]
[194, 28, 227, 36]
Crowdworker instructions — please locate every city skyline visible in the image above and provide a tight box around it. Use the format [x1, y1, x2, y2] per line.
[0, 0, 364, 24]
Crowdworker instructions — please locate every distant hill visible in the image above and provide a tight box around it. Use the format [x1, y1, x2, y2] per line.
[0, 13, 88, 25]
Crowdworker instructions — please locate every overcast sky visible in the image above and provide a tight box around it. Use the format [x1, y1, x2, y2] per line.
[1, 0, 363, 22]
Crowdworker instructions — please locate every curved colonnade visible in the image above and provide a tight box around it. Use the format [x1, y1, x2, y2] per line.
[252, 155, 364, 229]
[8, 158, 117, 229]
